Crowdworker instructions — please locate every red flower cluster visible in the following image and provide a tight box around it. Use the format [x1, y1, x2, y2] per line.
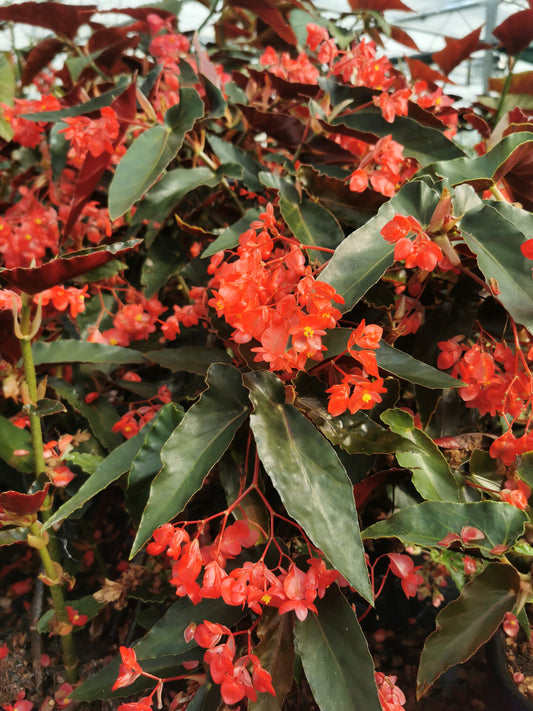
[161, 287, 208, 340]
[36, 284, 88, 319]
[381, 213, 446, 271]
[190, 621, 275, 705]
[375, 672, 406, 711]
[387, 553, 423, 599]
[207, 203, 344, 374]
[326, 320, 386, 416]
[500, 477, 530, 509]
[113, 646, 143, 691]
[0, 188, 59, 268]
[112, 385, 173, 439]
[59, 107, 120, 163]
[89, 292, 165, 347]
[348, 136, 414, 198]
[1, 95, 61, 148]
[260, 46, 320, 84]
[147, 518, 339, 621]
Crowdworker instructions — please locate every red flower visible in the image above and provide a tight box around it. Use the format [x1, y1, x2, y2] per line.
[112, 647, 143, 691]
[388, 553, 423, 599]
[66, 606, 88, 627]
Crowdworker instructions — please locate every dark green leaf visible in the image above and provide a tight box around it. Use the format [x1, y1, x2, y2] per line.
[126, 403, 184, 525]
[425, 132, 533, 187]
[27, 398, 66, 417]
[381, 409, 463, 501]
[201, 208, 262, 258]
[319, 181, 440, 311]
[48, 378, 121, 450]
[43, 431, 145, 530]
[145, 346, 232, 375]
[331, 111, 465, 165]
[280, 198, 344, 263]
[63, 452, 103, 475]
[32, 340, 147, 365]
[0, 414, 34, 473]
[417, 563, 520, 697]
[362, 500, 528, 557]
[321, 329, 463, 389]
[208, 134, 265, 192]
[109, 88, 204, 219]
[294, 585, 381, 711]
[245, 370, 372, 603]
[460, 203, 533, 332]
[131, 364, 249, 556]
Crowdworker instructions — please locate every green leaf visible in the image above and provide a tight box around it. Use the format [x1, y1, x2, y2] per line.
[280, 198, 344, 263]
[126, 403, 184, 525]
[0, 414, 34, 473]
[319, 181, 440, 311]
[28, 398, 66, 417]
[331, 111, 465, 165]
[201, 208, 262, 258]
[0, 55, 15, 141]
[48, 378, 121, 451]
[63, 452, 103, 475]
[0, 528, 27, 546]
[245, 370, 372, 603]
[32, 340, 147, 365]
[70, 596, 245, 701]
[208, 134, 265, 193]
[38, 593, 104, 633]
[315, 407, 403, 455]
[380, 409, 463, 501]
[425, 132, 533, 187]
[145, 346, 232, 375]
[109, 88, 204, 219]
[22, 76, 131, 122]
[362, 500, 528, 557]
[417, 563, 520, 697]
[321, 329, 463, 389]
[43, 431, 145, 530]
[294, 585, 381, 711]
[460, 203, 533, 332]
[131, 363, 249, 556]
[249, 609, 294, 711]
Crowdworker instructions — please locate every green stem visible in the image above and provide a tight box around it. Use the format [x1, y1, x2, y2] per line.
[18, 293, 79, 683]
[493, 53, 521, 126]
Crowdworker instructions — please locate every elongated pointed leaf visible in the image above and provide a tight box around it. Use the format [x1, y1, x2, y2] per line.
[126, 403, 184, 524]
[70, 596, 245, 701]
[319, 181, 440, 311]
[32, 340, 147, 365]
[249, 609, 294, 711]
[145, 347, 232, 375]
[280, 198, 344, 263]
[381, 409, 463, 501]
[131, 364, 249, 556]
[43, 430, 146, 530]
[208, 133, 265, 193]
[362, 501, 528, 557]
[245, 370, 372, 602]
[322, 329, 462, 389]
[201, 208, 262, 258]
[460, 203, 533, 332]
[330, 112, 464, 165]
[0, 56, 15, 142]
[109, 88, 204, 219]
[417, 563, 520, 697]
[294, 585, 381, 711]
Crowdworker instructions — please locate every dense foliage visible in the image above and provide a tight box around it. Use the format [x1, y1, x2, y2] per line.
[1, 0, 533, 709]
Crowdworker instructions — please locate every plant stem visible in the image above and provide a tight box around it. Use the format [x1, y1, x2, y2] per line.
[18, 293, 79, 683]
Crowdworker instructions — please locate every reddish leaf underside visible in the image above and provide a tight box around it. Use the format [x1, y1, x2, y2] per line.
[405, 57, 451, 86]
[432, 26, 486, 76]
[21, 38, 65, 87]
[0, 240, 140, 294]
[0, 2, 95, 40]
[0, 485, 49, 516]
[348, 0, 413, 11]
[231, 0, 298, 45]
[493, 9, 533, 56]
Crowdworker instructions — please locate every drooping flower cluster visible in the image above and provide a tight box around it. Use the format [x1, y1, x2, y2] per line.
[59, 107, 120, 164]
[1, 95, 61, 148]
[147, 518, 339, 621]
[348, 135, 415, 198]
[437, 336, 533, 467]
[326, 320, 386, 416]
[89, 291, 166, 347]
[207, 203, 345, 374]
[375, 671, 407, 711]
[381, 213, 447, 272]
[111, 385, 173, 439]
[189, 621, 275, 705]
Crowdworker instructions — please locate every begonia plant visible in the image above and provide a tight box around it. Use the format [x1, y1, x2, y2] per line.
[0, 0, 533, 709]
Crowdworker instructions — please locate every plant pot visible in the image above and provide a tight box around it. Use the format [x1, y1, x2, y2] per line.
[486, 631, 533, 711]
